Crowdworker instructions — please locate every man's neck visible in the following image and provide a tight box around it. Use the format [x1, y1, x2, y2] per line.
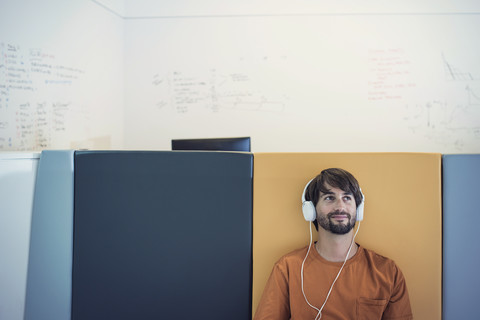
[315, 229, 358, 262]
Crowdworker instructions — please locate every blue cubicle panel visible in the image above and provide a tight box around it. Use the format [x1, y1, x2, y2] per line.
[443, 154, 480, 320]
[73, 151, 253, 320]
[24, 151, 74, 320]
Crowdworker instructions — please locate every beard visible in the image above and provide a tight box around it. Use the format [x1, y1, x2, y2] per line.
[317, 210, 356, 235]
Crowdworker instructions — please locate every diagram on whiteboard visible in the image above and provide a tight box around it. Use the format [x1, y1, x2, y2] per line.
[466, 85, 480, 106]
[151, 68, 288, 114]
[403, 97, 480, 150]
[396, 50, 480, 150]
[443, 53, 480, 81]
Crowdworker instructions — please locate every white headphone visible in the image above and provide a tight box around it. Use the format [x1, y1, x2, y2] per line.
[301, 179, 365, 222]
[300, 178, 364, 319]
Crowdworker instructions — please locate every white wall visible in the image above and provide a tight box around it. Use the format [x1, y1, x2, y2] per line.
[123, 1, 480, 153]
[0, 0, 124, 150]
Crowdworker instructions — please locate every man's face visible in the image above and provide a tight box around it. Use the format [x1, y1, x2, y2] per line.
[315, 184, 357, 234]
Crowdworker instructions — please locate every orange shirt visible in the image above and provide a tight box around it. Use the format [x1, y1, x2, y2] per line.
[254, 244, 413, 320]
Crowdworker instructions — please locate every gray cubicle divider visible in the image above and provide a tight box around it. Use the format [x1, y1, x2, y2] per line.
[443, 154, 480, 319]
[24, 151, 75, 320]
[73, 151, 253, 320]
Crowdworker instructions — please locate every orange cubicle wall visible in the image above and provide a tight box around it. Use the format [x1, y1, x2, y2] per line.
[252, 153, 442, 320]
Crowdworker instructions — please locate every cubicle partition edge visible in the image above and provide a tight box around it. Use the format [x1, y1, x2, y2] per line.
[443, 154, 480, 319]
[24, 151, 74, 320]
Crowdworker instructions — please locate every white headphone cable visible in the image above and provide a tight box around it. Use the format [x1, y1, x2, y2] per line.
[301, 223, 321, 315]
[301, 221, 362, 320]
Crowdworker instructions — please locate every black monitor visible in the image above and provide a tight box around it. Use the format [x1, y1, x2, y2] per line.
[172, 137, 251, 152]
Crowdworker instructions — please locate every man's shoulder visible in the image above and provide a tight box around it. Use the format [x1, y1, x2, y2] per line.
[360, 246, 401, 272]
[274, 245, 310, 267]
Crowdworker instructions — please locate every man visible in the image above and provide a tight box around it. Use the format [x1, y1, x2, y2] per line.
[254, 168, 413, 320]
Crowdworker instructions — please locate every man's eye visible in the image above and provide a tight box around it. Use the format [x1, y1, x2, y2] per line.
[325, 196, 334, 201]
[344, 196, 352, 201]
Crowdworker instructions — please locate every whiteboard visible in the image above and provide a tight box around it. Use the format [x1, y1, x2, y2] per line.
[124, 13, 480, 153]
[0, 0, 124, 151]
[1, 1, 480, 153]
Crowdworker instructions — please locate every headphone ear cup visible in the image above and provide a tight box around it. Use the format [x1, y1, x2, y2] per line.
[302, 201, 317, 222]
[356, 202, 364, 221]
[356, 191, 365, 221]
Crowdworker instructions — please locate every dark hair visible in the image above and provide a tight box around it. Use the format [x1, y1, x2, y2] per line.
[305, 168, 363, 230]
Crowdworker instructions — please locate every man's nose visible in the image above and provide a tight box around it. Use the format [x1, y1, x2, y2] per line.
[334, 199, 347, 211]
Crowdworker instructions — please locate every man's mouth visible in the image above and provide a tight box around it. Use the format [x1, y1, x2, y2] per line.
[328, 211, 350, 221]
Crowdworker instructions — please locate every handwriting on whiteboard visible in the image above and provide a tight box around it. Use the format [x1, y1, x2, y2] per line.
[152, 69, 288, 114]
[368, 48, 417, 101]
[0, 42, 86, 150]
